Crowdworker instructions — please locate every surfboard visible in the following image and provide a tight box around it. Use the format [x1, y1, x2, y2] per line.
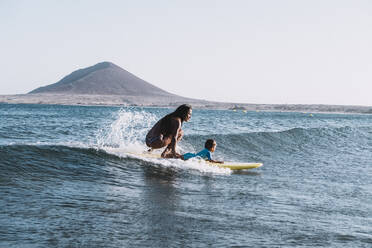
[206, 161, 262, 170]
[128, 152, 263, 170]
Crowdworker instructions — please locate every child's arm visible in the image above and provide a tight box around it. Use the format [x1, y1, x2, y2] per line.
[206, 151, 224, 163]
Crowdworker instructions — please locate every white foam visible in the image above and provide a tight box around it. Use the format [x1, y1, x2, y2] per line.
[128, 152, 231, 175]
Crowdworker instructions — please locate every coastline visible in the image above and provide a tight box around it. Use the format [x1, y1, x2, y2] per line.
[1, 93, 372, 114]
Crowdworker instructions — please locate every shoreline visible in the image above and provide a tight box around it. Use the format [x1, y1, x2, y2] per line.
[1, 93, 372, 114]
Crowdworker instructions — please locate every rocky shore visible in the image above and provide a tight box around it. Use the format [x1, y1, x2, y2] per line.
[1, 93, 372, 114]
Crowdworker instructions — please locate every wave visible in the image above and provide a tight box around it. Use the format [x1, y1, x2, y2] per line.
[0, 144, 119, 183]
[1, 124, 369, 183]
[180, 126, 371, 161]
[0, 143, 231, 184]
[184, 125, 370, 145]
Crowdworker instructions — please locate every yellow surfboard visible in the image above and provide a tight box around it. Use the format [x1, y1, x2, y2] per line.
[206, 161, 262, 170]
[128, 152, 263, 170]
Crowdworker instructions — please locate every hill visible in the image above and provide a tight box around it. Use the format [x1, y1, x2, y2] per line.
[29, 62, 179, 97]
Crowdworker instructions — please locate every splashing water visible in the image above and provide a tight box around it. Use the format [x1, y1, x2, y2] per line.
[96, 108, 157, 151]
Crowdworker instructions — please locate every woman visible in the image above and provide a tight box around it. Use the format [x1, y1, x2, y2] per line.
[146, 104, 192, 158]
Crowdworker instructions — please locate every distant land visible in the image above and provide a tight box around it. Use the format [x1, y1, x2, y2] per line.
[1, 61, 372, 114]
[29, 62, 179, 97]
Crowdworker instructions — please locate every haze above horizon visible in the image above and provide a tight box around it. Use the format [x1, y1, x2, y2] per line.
[1, 0, 371, 106]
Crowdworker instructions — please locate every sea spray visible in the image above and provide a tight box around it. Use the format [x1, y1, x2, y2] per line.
[96, 108, 157, 151]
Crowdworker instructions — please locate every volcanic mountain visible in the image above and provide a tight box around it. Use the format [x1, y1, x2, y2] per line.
[29, 62, 180, 97]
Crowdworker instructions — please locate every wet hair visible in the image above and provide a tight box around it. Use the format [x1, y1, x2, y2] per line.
[170, 104, 192, 122]
[205, 139, 216, 150]
[160, 104, 192, 134]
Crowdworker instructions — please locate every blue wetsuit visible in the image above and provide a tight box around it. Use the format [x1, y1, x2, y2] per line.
[183, 148, 212, 161]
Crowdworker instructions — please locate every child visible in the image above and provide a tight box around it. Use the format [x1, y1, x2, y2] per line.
[182, 139, 223, 163]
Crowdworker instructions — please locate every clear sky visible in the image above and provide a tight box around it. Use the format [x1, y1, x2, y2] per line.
[1, 0, 371, 106]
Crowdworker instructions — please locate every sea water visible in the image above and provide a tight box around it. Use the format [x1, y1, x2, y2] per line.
[0, 103, 371, 247]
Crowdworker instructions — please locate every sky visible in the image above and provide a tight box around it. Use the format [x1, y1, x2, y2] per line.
[1, 0, 371, 106]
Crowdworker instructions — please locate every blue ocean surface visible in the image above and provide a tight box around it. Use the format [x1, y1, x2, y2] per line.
[0, 103, 371, 247]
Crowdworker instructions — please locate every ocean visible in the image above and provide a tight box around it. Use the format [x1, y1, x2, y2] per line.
[0, 103, 371, 247]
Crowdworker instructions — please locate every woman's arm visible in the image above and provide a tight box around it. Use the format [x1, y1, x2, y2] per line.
[169, 118, 181, 155]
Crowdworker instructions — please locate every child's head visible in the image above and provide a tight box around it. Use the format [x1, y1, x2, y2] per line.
[205, 139, 217, 152]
